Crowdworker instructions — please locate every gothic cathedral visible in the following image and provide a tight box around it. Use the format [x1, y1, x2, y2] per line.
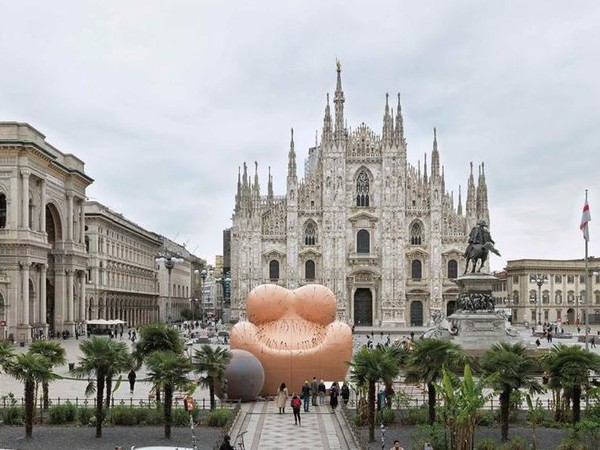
[230, 64, 491, 327]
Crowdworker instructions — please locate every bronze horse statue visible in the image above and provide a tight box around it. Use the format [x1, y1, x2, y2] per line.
[464, 242, 501, 274]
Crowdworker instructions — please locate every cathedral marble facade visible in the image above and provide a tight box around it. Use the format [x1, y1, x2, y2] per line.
[230, 66, 492, 327]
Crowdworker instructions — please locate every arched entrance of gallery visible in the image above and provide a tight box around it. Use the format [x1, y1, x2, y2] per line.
[353, 288, 373, 326]
[45, 203, 63, 335]
[410, 301, 423, 326]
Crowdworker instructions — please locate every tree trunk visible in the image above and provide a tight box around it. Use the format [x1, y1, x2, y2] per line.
[42, 381, 49, 410]
[209, 383, 216, 410]
[96, 372, 105, 438]
[572, 385, 581, 423]
[164, 384, 173, 439]
[105, 375, 112, 410]
[25, 380, 34, 438]
[427, 382, 436, 425]
[500, 389, 511, 441]
[368, 381, 376, 442]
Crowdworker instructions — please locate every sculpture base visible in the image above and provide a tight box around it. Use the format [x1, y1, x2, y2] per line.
[447, 311, 509, 350]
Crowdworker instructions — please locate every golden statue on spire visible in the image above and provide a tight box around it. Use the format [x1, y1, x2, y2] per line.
[336, 59, 341, 71]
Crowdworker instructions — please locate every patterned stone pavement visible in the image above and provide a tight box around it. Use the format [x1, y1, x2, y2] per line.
[229, 400, 359, 450]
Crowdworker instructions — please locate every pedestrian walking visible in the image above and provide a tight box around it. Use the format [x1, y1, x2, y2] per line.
[276, 382, 288, 413]
[291, 393, 302, 425]
[592, 336, 597, 349]
[128, 369, 137, 394]
[330, 381, 339, 411]
[219, 434, 235, 450]
[318, 379, 326, 405]
[341, 382, 350, 405]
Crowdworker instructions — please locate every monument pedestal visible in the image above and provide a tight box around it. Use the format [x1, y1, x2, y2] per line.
[448, 273, 514, 350]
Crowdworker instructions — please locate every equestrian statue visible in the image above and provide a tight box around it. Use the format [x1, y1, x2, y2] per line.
[463, 220, 501, 273]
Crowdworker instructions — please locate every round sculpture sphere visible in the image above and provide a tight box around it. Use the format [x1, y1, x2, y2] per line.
[216, 349, 264, 402]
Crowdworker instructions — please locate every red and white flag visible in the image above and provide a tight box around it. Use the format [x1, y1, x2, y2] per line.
[581, 200, 591, 241]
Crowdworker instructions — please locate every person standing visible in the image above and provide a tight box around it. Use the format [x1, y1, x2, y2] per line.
[276, 382, 288, 414]
[330, 381, 339, 412]
[219, 434, 235, 450]
[301, 381, 311, 412]
[318, 379, 326, 405]
[341, 382, 350, 405]
[291, 393, 302, 426]
[128, 369, 137, 394]
[311, 377, 319, 406]
[390, 440, 405, 450]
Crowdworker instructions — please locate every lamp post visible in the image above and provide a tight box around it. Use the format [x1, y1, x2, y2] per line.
[216, 272, 231, 322]
[194, 269, 207, 322]
[156, 252, 183, 325]
[530, 274, 547, 328]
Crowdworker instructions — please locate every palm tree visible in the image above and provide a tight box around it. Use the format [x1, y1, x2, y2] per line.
[132, 323, 183, 366]
[479, 341, 543, 441]
[4, 353, 58, 438]
[405, 338, 467, 425]
[0, 341, 16, 391]
[133, 324, 183, 404]
[193, 344, 232, 410]
[542, 343, 600, 423]
[348, 346, 402, 442]
[29, 341, 67, 410]
[73, 337, 130, 437]
[146, 350, 192, 439]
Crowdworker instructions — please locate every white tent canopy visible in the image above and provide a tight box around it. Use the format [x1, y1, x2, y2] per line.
[86, 319, 126, 326]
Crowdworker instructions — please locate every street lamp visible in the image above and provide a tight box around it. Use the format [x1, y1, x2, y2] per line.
[216, 272, 231, 321]
[530, 274, 547, 328]
[194, 269, 208, 321]
[156, 252, 183, 325]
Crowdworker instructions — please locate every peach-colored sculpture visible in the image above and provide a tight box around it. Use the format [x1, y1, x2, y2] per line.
[230, 284, 352, 396]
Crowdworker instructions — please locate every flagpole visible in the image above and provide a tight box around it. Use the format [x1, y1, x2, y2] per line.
[584, 189, 590, 351]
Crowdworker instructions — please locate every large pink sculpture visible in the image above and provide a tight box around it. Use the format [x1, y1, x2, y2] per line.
[230, 284, 352, 396]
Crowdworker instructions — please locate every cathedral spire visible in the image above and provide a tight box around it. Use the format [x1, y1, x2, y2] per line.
[394, 93, 405, 145]
[288, 128, 297, 178]
[431, 127, 440, 178]
[242, 161, 248, 188]
[476, 162, 489, 221]
[423, 153, 428, 183]
[382, 93, 393, 146]
[268, 166, 273, 201]
[253, 161, 260, 196]
[322, 93, 333, 144]
[466, 161, 477, 218]
[334, 60, 345, 143]
[458, 185, 463, 215]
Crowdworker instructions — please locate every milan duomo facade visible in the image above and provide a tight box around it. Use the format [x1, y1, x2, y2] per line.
[230, 65, 491, 327]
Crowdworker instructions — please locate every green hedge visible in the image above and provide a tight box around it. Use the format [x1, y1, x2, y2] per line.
[48, 403, 77, 424]
[1, 407, 25, 425]
[206, 408, 233, 427]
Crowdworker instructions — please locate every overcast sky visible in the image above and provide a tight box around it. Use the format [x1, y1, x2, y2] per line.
[1, 1, 599, 271]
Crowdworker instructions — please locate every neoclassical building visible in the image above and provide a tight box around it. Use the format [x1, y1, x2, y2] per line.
[84, 201, 162, 326]
[0, 122, 92, 342]
[495, 258, 600, 326]
[230, 65, 492, 327]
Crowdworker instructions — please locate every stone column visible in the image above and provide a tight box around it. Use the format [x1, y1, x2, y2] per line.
[79, 271, 86, 322]
[21, 170, 30, 229]
[32, 265, 39, 324]
[40, 264, 47, 326]
[79, 200, 85, 244]
[67, 270, 74, 323]
[66, 193, 73, 241]
[21, 263, 30, 325]
[9, 172, 19, 228]
[39, 179, 46, 232]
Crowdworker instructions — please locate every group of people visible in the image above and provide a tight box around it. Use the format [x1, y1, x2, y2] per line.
[275, 378, 351, 426]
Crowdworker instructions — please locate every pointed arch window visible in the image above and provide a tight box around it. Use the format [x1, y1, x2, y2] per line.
[356, 229, 370, 254]
[356, 170, 370, 207]
[0, 193, 6, 228]
[410, 222, 423, 245]
[304, 222, 317, 246]
[305, 260, 315, 280]
[447, 259, 458, 279]
[269, 260, 280, 281]
[411, 260, 422, 280]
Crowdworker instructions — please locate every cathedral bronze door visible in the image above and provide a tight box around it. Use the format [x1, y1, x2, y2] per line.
[410, 301, 423, 326]
[354, 288, 372, 326]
